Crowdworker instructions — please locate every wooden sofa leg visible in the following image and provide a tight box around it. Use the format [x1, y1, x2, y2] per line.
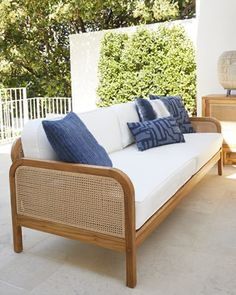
[126, 245, 137, 288]
[12, 224, 23, 253]
[218, 152, 223, 176]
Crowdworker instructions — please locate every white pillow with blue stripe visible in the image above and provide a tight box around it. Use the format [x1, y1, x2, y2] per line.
[149, 95, 194, 133]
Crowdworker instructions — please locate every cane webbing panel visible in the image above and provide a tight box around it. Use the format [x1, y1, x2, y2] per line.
[209, 104, 236, 122]
[191, 121, 218, 133]
[15, 166, 125, 238]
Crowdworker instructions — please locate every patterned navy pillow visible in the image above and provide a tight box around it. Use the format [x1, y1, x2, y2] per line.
[149, 95, 194, 133]
[135, 97, 157, 122]
[42, 112, 113, 167]
[127, 116, 185, 151]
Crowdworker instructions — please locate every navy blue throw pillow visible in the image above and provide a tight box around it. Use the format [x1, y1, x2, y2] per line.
[42, 112, 113, 167]
[135, 98, 156, 122]
[149, 95, 194, 133]
[127, 116, 185, 151]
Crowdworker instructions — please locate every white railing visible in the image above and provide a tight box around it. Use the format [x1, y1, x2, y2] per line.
[0, 88, 28, 144]
[0, 88, 72, 144]
[28, 97, 72, 120]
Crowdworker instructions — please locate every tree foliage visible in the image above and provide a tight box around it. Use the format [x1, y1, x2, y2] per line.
[134, 0, 195, 23]
[97, 26, 196, 114]
[0, 0, 195, 97]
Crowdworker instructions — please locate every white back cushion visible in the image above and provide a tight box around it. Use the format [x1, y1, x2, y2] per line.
[21, 102, 140, 160]
[22, 118, 58, 160]
[78, 107, 122, 154]
[22, 106, 123, 160]
[111, 102, 139, 148]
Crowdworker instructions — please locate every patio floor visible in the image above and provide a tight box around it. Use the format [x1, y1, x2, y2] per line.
[0, 144, 236, 295]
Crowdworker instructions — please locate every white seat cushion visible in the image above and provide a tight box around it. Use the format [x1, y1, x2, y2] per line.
[110, 143, 196, 229]
[110, 133, 223, 229]
[183, 133, 223, 171]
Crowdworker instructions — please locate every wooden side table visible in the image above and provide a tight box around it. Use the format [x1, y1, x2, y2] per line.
[202, 94, 236, 164]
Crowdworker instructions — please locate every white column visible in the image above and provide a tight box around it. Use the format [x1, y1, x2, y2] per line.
[196, 0, 236, 115]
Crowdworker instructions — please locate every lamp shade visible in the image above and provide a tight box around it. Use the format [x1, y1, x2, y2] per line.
[218, 51, 236, 91]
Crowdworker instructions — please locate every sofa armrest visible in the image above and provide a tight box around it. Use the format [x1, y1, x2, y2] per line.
[190, 117, 221, 133]
[11, 138, 24, 162]
[10, 157, 135, 241]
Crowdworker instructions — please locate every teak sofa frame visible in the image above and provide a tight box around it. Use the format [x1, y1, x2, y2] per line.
[9, 117, 223, 288]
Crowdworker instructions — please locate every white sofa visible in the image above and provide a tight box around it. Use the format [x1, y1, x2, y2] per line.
[10, 101, 223, 288]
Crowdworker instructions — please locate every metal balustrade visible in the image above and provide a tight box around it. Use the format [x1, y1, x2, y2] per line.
[28, 97, 72, 120]
[0, 88, 72, 143]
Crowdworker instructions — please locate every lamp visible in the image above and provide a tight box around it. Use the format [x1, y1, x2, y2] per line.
[218, 50, 236, 96]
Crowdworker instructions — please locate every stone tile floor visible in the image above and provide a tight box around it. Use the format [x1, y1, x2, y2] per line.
[0, 144, 236, 295]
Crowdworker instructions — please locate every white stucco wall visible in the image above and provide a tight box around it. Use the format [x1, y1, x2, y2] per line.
[196, 0, 236, 114]
[70, 19, 196, 112]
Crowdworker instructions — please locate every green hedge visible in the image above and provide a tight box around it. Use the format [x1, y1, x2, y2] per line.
[97, 25, 196, 114]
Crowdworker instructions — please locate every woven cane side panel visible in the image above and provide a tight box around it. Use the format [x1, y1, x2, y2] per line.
[15, 167, 125, 238]
[191, 121, 218, 133]
[210, 104, 236, 122]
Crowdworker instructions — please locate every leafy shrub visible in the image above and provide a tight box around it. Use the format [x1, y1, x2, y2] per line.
[97, 25, 196, 114]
